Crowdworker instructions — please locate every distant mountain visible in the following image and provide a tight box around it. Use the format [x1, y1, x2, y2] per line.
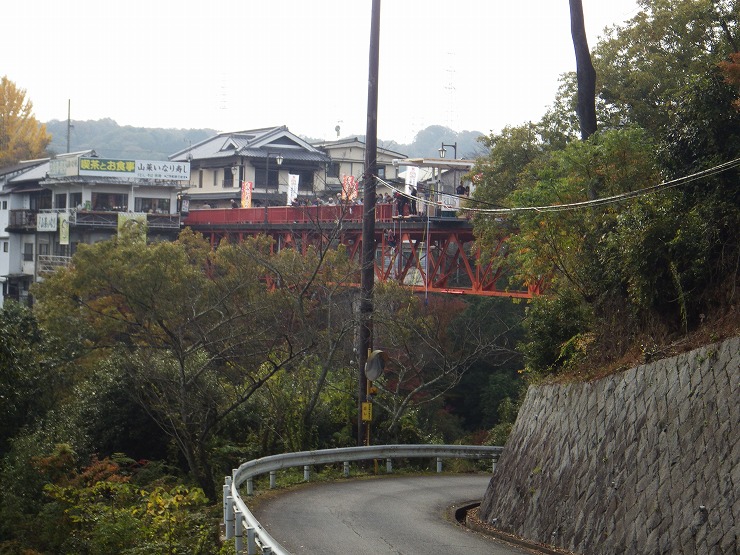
[44, 119, 488, 161]
[383, 125, 489, 159]
[45, 118, 217, 160]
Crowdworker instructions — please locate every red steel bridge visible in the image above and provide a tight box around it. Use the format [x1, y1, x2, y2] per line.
[183, 204, 543, 298]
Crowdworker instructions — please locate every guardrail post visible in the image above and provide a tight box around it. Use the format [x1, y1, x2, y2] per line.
[343, 461, 350, 477]
[225, 495, 235, 540]
[436, 457, 443, 473]
[263, 547, 273, 554]
[222, 479, 231, 528]
[234, 509, 244, 554]
[246, 527, 256, 555]
[492, 456, 498, 473]
[386, 458, 392, 473]
[269, 470, 277, 489]
[304, 465, 310, 481]
[246, 477, 254, 496]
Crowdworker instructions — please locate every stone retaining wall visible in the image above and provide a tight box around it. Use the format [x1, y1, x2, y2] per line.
[480, 337, 738, 554]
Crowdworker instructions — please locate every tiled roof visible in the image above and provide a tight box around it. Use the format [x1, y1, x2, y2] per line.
[170, 126, 330, 163]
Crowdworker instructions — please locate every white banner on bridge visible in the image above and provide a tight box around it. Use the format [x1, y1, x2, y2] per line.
[288, 174, 300, 204]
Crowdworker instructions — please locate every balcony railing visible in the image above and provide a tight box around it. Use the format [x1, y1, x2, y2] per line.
[37, 255, 73, 275]
[71, 211, 181, 229]
[7, 209, 181, 232]
[7, 209, 37, 230]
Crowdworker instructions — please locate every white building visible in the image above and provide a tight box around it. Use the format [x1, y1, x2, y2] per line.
[0, 150, 187, 306]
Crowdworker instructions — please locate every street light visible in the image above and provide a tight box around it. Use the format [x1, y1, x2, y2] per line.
[439, 143, 458, 208]
[439, 142, 457, 159]
[265, 152, 284, 194]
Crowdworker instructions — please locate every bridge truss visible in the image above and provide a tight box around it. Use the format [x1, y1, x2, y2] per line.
[183, 205, 542, 298]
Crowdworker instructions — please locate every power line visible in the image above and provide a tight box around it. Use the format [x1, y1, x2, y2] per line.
[375, 157, 740, 216]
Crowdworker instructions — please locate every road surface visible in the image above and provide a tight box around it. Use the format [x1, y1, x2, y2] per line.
[252, 474, 534, 554]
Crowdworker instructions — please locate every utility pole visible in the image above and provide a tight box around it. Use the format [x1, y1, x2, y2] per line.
[358, 0, 381, 446]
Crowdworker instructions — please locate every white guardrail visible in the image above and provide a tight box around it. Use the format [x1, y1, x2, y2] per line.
[223, 444, 503, 555]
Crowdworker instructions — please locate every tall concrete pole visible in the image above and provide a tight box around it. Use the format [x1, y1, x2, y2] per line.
[358, 0, 381, 446]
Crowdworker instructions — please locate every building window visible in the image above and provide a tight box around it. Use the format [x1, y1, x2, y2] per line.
[223, 167, 235, 188]
[376, 166, 386, 179]
[327, 162, 340, 178]
[39, 243, 49, 256]
[30, 194, 52, 210]
[2, 201, 7, 210]
[134, 198, 171, 213]
[3, 241, 8, 253]
[199, 169, 203, 188]
[23, 243, 33, 262]
[213, 170, 218, 188]
[254, 166, 280, 188]
[297, 170, 314, 191]
[55, 194, 67, 209]
[70, 192, 82, 208]
[91, 193, 127, 211]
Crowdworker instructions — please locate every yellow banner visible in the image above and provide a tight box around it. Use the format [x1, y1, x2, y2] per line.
[117, 212, 147, 242]
[59, 213, 69, 245]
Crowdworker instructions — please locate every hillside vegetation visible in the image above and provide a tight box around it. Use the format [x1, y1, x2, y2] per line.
[44, 118, 485, 161]
[470, 0, 739, 381]
[0, 2, 737, 553]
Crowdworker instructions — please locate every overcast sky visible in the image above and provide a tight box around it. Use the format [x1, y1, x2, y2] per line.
[4, 0, 639, 143]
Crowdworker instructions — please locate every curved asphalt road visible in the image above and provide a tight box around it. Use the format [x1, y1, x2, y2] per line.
[252, 474, 533, 554]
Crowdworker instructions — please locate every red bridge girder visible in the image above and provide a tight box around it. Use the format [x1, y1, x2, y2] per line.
[183, 205, 542, 298]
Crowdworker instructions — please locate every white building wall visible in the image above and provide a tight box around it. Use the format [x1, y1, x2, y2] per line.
[0, 194, 9, 307]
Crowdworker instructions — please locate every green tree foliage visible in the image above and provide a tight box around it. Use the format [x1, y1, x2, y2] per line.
[445, 297, 527, 431]
[0, 302, 61, 456]
[470, 1, 739, 376]
[593, 0, 739, 133]
[369, 284, 523, 441]
[32, 230, 271, 499]
[20, 453, 217, 554]
[0, 76, 51, 166]
[32, 228, 359, 499]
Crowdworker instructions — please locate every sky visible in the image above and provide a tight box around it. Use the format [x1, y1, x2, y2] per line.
[3, 0, 640, 144]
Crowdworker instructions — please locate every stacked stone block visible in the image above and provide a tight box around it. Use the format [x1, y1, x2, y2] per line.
[480, 337, 738, 554]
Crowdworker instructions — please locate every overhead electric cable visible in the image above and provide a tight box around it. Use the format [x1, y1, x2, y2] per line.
[375, 156, 740, 215]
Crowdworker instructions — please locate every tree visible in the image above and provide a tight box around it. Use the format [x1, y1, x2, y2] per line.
[369, 284, 522, 441]
[569, 0, 597, 140]
[0, 302, 60, 456]
[0, 76, 51, 166]
[32, 227, 362, 499]
[593, 0, 739, 134]
[33, 231, 290, 499]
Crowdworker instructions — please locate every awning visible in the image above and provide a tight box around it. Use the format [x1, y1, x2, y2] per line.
[393, 157, 475, 171]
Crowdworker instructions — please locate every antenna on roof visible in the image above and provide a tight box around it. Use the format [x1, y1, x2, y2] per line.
[66, 99, 72, 154]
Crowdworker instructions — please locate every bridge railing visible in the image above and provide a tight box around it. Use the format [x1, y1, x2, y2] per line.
[223, 444, 502, 555]
[185, 203, 397, 226]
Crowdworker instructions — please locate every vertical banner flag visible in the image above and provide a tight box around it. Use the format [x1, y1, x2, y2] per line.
[404, 166, 419, 196]
[241, 181, 253, 208]
[287, 174, 300, 205]
[341, 175, 358, 201]
[117, 213, 147, 242]
[59, 213, 70, 245]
